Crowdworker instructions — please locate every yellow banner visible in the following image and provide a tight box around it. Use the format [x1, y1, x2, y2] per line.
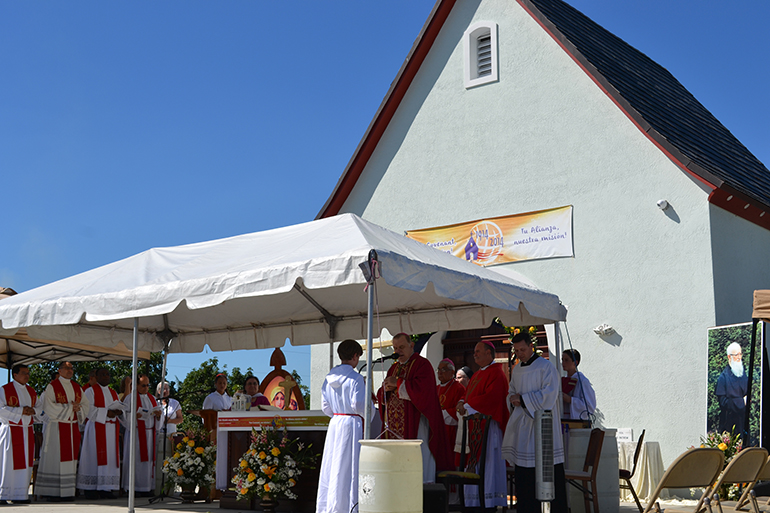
[406, 206, 573, 266]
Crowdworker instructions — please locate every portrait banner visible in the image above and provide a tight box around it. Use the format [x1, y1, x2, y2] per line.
[405, 205, 573, 266]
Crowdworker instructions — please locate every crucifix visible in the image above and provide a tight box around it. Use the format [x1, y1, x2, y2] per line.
[277, 376, 297, 410]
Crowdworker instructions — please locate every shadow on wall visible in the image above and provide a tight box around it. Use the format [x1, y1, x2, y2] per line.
[598, 331, 622, 347]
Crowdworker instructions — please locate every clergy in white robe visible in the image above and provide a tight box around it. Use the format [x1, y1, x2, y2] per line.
[0, 365, 38, 502]
[122, 375, 161, 493]
[561, 349, 597, 421]
[316, 340, 371, 513]
[202, 373, 232, 411]
[77, 368, 122, 497]
[155, 382, 183, 495]
[502, 334, 567, 513]
[36, 362, 89, 500]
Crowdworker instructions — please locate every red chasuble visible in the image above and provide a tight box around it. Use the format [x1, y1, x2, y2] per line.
[376, 353, 452, 471]
[437, 379, 465, 453]
[91, 385, 121, 467]
[464, 363, 509, 430]
[50, 378, 82, 462]
[2, 382, 36, 470]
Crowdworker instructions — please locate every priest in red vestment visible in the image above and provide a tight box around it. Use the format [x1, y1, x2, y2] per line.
[436, 358, 465, 459]
[456, 341, 509, 510]
[377, 333, 452, 481]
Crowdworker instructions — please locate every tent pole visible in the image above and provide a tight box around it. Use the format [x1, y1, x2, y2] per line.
[128, 318, 139, 513]
[744, 318, 759, 444]
[364, 278, 374, 440]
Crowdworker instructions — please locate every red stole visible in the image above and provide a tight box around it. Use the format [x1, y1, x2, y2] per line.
[2, 382, 36, 470]
[136, 393, 158, 463]
[437, 379, 465, 455]
[91, 385, 120, 467]
[464, 363, 510, 430]
[50, 378, 82, 462]
[376, 353, 452, 471]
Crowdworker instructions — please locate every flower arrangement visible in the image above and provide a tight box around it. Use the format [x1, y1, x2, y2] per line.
[697, 429, 743, 500]
[231, 421, 317, 501]
[162, 428, 217, 495]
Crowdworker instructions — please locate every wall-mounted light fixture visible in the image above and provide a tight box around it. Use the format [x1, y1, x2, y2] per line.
[593, 324, 615, 336]
[656, 199, 669, 211]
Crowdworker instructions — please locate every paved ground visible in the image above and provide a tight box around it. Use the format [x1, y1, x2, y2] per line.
[0, 497, 707, 513]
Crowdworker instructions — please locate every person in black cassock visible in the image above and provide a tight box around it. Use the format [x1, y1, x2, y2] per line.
[715, 342, 748, 434]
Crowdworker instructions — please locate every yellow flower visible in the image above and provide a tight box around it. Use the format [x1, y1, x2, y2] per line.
[173, 452, 180, 459]
[177, 468, 184, 476]
[163, 460, 169, 467]
[258, 451, 266, 460]
[195, 446, 205, 454]
[263, 484, 270, 492]
[718, 443, 728, 451]
[247, 473, 256, 482]
[176, 443, 182, 449]
[271, 447, 281, 456]
[182, 437, 189, 443]
[240, 487, 248, 495]
[188, 440, 195, 447]
[240, 460, 248, 468]
[288, 478, 296, 487]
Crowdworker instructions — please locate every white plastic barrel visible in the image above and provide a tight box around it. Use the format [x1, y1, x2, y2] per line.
[359, 439, 423, 513]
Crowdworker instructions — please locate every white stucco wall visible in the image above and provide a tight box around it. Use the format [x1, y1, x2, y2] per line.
[326, 0, 734, 465]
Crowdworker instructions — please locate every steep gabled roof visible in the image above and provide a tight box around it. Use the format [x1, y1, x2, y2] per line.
[319, 0, 770, 230]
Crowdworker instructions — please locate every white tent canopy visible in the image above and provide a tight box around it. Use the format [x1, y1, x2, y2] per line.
[0, 213, 566, 350]
[0, 213, 567, 513]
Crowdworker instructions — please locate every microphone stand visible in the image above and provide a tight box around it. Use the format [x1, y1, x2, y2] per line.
[149, 397, 173, 504]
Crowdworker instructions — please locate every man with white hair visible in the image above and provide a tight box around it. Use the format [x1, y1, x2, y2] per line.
[715, 342, 749, 434]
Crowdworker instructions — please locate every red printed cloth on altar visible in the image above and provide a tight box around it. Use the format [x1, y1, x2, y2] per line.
[136, 393, 158, 463]
[376, 353, 452, 471]
[2, 382, 36, 469]
[464, 363, 509, 429]
[50, 378, 82, 462]
[91, 385, 120, 467]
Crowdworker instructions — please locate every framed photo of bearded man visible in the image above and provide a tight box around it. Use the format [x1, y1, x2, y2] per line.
[706, 322, 764, 446]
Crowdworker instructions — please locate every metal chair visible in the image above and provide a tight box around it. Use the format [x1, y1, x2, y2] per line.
[619, 429, 646, 513]
[704, 447, 768, 513]
[565, 428, 604, 513]
[437, 413, 492, 512]
[642, 447, 724, 513]
[736, 455, 770, 513]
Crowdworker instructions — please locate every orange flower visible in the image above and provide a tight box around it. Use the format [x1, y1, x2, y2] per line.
[177, 468, 184, 476]
[264, 466, 277, 478]
[263, 484, 270, 492]
[240, 487, 248, 495]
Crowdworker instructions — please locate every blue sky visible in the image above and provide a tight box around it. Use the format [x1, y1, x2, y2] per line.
[2, 1, 768, 387]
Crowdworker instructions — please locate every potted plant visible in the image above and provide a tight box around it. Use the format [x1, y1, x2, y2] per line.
[231, 421, 316, 512]
[162, 427, 217, 502]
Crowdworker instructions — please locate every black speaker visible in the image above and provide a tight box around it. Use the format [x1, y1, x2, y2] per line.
[424, 483, 448, 513]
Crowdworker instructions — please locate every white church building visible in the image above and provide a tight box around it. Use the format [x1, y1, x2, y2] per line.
[309, 0, 770, 466]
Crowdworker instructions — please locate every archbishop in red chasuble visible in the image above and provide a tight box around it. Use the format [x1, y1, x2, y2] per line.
[377, 333, 452, 479]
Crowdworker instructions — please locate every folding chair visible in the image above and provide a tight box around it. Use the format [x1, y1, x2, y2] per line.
[438, 413, 492, 512]
[736, 455, 770, 513]
[704, 447, 768, 513]
[641, 447, 724, 513]
[565, 428, 604, 513]
[620, 429, 646, 513]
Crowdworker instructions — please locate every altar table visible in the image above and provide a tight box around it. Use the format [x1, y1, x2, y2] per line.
[216, 410, 330, 511]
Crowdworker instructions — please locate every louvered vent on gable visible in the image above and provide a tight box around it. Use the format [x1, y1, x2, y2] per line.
[464, 21, 498, 88]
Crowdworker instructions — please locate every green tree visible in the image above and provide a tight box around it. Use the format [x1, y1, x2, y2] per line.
[27, 353, 168, 395]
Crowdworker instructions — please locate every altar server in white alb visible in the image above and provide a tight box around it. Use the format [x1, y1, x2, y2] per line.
[77, 368, 123, 499]
[0, 364, 38, 503]
[122, 374, 161, 495]
[502, 333, 568, 513]
[560, 349, 597, 421]
[202, 373, 232, 411]
[36, 361, 89, 501]
[316, 339, 371, 513]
